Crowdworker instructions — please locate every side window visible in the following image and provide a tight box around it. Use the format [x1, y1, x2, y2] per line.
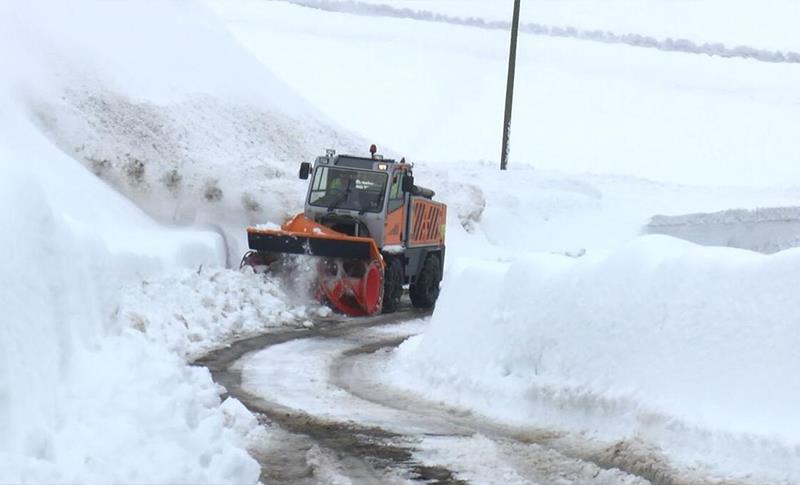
[309, 166, 325, 202]
[388, 173, 404, 212]
[315, 167, 328, 191]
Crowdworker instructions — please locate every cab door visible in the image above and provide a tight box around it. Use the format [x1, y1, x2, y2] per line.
[384, 171, 405, 246]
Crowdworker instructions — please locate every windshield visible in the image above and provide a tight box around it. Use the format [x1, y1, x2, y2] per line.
[308, 166, 388, 213]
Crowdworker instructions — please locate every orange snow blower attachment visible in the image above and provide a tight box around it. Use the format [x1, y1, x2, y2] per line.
[244, 214, 384, 316]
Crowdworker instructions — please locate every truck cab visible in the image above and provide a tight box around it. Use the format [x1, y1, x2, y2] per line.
[299, 148, 446, 312]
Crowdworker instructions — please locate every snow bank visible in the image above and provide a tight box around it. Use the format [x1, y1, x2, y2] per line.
[387, 236, 800, 480]
[13, 0, 363, 263]
[0, 0, 316, 481]
[37, 89, 363, 263]
[0, 147, 260, 482]
[414, 163, 800, 259]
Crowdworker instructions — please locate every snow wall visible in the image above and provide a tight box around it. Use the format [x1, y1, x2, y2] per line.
[389, 235, 800, 481]
[0, 0, 347, 481]
[0, 112, 260, 484]
[19, 0, 363, 264]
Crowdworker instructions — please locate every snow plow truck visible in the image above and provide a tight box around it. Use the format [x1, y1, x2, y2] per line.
[242, 146, 446, 316]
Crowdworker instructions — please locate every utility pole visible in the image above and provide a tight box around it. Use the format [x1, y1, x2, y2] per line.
[500, 0, 521, 170]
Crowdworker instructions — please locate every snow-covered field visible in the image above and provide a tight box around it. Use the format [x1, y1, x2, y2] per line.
[291, 0, 800, 53]
[213, 0, 800, 187]
[3, 0, 800, 482]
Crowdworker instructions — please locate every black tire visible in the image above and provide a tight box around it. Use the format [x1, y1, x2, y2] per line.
[382, 257, 403, 313]
[410, 253, 441, 309]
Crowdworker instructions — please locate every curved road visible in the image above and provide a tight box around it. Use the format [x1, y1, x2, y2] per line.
[196, 306, 708, 484]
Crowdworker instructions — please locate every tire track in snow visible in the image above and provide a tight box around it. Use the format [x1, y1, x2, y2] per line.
[277, 0, 800, 64]
[194, 306, 456, 484]
[198, 305, 735, 484]
[333, 338, 695, 485]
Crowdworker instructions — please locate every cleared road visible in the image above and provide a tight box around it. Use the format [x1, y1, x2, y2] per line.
[196, 306, 703, 484]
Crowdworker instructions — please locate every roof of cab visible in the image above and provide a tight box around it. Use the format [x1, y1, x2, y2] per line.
[316, 153, 413, 172]
[332, 155, 395, 170]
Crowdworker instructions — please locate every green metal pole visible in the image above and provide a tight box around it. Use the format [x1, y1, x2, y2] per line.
[501, 0, 521, 170]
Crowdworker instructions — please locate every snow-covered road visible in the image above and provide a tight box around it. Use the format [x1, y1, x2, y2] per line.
[196, 307, 732, 484]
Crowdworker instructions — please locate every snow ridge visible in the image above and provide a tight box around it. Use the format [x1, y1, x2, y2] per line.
[648, 206, 800, 227]
[280, 0, 800, 64]
[645, 207, 800, 254]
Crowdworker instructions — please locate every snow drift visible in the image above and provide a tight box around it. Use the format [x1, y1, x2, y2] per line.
[387, 236, 800, 481]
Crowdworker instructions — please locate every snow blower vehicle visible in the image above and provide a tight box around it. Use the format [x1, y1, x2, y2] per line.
[242, 146, 447, 316]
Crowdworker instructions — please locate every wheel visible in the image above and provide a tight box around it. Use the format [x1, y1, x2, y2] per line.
[410, 253, 441, 309]
[382, 258, 403, 313]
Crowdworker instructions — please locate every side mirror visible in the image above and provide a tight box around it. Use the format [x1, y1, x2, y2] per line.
[402, 175, 414, 193]
[299, 162, 311, 180]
